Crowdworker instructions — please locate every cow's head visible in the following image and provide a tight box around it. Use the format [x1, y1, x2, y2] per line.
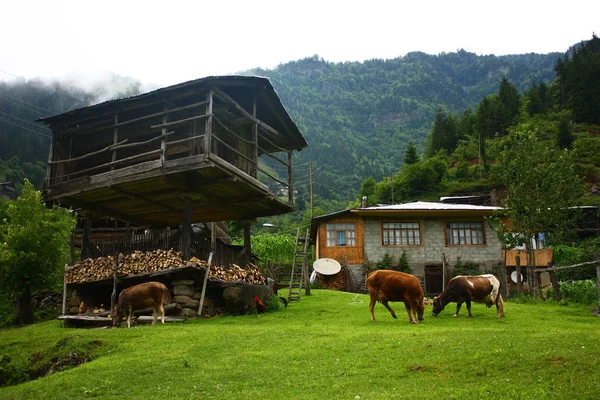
[432, 296, 444, 316]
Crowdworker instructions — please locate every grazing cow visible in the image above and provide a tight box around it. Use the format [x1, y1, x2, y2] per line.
[367, 270, 425, 324]
[432, 274, 505, 318]
[112, 281, 168, 328]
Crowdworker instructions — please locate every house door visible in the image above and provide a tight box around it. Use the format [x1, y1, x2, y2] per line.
[424, 265, 443, 295]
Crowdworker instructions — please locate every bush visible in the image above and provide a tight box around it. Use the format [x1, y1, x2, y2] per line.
[558, 280, 598, 305]
[453, 257, 481, 276]
[554, 237, 600, 281]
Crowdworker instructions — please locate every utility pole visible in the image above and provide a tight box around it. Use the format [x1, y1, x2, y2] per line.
[310, 162, 314, 219]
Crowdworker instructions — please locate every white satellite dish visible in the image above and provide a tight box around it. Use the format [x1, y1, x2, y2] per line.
[313, 258, 342, 275]
[511, 271, 524, 283]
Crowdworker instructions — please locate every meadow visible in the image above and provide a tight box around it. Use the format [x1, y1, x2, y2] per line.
[0, 290, 599, 399]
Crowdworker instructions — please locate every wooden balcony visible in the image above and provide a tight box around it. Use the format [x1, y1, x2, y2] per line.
[39, 76, 307, 227]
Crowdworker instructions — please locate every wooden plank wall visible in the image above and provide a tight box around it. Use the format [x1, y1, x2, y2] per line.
[316, 215, 364, 264]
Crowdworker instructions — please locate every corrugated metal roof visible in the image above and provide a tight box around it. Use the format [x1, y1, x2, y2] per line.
[360, 201, 502, 212]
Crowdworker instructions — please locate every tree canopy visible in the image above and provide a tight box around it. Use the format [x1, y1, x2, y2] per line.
[0, 180, 76, 324]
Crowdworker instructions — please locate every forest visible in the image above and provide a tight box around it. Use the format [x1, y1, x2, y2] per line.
[1, 36, 599, 225]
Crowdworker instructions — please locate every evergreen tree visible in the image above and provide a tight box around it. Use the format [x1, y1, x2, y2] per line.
[555, 34, 600, 124]
[404, 143, 420, 165]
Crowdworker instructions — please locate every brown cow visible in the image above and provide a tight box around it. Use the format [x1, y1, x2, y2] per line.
[367, 270, 425, 324]
[432, 274, 505, 318]
[112, 281, 168, 328]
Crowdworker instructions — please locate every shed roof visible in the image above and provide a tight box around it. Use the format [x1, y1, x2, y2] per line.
[37, 75, 307, 151]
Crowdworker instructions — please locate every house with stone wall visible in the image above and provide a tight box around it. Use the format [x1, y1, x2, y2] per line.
[310, 201, 507, 295]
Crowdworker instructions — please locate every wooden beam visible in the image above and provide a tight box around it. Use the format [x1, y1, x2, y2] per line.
[205, 90, 213, 160]
[213, 88, 281, 138]
[109, 186, 181, 214]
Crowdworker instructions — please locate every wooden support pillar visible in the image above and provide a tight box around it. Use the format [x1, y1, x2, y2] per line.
[181, 200, 192, 261]
[111, 113, 118, 170]
[111, 254, 119, 314]
[287, 150, 294, 206]
[160, 105, 168, 163]
[61, 264, 68, 315]
[252, 94, 258, 178]
[204, 90, 213, 159]
[548, 268, 562, 301]
[44, 136, 54, 190]
[596, 258, 600, 309]
[82, 217, 92, 260]
[516, 255, 522, 296]
[243, 222, 252, 265]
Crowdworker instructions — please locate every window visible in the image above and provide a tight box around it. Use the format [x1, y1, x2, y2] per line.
[446, 221, 485, 245]
[326, 223, 356, 246]
[382, 222, 421, 245]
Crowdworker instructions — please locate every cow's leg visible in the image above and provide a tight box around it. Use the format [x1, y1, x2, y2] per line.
[159, 303, 165, 324]
[126, 309, 132, 328]
[369, 294, 377, 322]
[152, 307, 158, 326]
[465, 299, 473, 317]
[454, 302, 462, 318]
[381, 300, 397, 319]
[404, 302, 417, 324]
[496, 295, 505, 318]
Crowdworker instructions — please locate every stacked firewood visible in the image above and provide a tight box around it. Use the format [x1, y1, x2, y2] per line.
[316, 268, 346, 291]
[209, 263, 266, 285]
[65, 249, 191, 283]
[64, 250, 265, 285]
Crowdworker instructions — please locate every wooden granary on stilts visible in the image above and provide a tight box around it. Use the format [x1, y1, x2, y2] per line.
[38, 75, 308, 324]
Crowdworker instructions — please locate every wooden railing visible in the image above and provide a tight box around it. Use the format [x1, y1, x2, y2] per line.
[46, 89, 294, 204]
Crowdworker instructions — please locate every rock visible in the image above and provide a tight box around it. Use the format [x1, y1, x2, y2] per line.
[173, 295, 199, 309]
[173, 285, 194, 296]
[223, 284, 274, 315]
[181, 308, 198, 318]
[172, 280, 194, 286]
[192, 291, 203, 299]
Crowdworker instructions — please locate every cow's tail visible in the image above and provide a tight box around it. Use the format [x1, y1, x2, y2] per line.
[162, 283, 172, 305]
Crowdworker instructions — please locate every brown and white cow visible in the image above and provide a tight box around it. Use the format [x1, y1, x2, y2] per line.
[112, 281, 168, 328]
[367, 269, 425, 324]
[432, 274, 505, 318]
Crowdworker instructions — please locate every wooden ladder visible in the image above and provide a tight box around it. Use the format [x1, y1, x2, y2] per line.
[287, 228, 309, 303]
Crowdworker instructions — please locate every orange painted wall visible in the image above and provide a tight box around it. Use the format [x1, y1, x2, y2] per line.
[316, 215, 364, 264]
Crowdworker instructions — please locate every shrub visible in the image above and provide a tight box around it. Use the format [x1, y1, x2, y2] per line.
[453, 257, 481, 276]
[558, 280, 598, 305]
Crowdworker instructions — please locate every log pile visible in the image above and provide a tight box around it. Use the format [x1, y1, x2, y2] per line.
[209, 263, 266, 285]
[316, 268, 346, 291]
[65, 250, 265, 285]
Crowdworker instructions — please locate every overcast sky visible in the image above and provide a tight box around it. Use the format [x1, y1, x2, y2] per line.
[1, 0, 599, 89]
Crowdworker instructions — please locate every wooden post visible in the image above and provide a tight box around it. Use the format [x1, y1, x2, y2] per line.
[243, 222, 251, 265]
[82, 217, 92, 260]
[198, 252, 213, 316]
[204, 90, 213, 159]
[181, 199, 192, 261]
[111, 113, 118, 170]
[596, 259, 600, 309]
[160, 106, 168, 163]
[287, 150, 294, 206]
[45, 136, 54, 190]
[111, 254, 119, 313]
[61, 264, 68, 315]
[516, 255, 522, 296]
[548, 268, 562, 301]
[252, 94, 258, 178]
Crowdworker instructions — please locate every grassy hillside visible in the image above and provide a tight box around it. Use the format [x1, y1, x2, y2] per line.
[1, 290, 599, 399]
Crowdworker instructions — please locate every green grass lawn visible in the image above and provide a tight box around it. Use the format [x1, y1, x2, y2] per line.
[1, 290, 599, 399]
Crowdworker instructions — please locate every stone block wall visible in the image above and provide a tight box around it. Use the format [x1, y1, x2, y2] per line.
[363, 219, 503, 278]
